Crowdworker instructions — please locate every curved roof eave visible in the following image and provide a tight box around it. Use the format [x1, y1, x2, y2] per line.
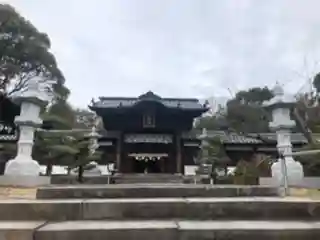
[89, 104, 209, 114]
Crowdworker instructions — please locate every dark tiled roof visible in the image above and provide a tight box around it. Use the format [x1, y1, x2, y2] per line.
[97, 129, 308, 144]
[32, 129, 307, 145]
[182, 130, 261, 144]
[183, 130, 308, 144]
[247, 133, 308, 144]
[90, 91, 207, 110]
[124, 134, 173, 144]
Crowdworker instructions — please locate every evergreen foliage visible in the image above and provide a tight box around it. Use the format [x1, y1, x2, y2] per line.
[0, 4, 66, 98]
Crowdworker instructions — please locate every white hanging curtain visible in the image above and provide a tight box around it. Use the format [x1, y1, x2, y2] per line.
[128, 153, 168, 161]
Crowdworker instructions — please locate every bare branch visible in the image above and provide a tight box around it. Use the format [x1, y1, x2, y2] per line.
[7, 71, 35, 96]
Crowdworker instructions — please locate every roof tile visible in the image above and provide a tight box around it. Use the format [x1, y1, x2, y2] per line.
[92, 94, 206, 110]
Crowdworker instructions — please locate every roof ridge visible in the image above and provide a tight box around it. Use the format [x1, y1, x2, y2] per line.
[97, 97, 200, 102]
[162, 98, 199, 102]
[99, 97, 137, 101]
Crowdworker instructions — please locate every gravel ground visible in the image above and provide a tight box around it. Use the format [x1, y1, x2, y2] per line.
[0, 187, 37, 199]
[0, 186, 317, 200]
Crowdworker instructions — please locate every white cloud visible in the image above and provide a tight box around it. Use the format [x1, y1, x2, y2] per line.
[4, 0, 320, 107]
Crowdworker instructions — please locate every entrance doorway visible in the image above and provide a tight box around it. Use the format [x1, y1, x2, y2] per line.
[128, 153, 167, 173]
[133, 159, 161, 173]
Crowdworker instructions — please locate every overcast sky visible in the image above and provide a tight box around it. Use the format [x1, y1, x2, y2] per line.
[5, 0, 320, 108]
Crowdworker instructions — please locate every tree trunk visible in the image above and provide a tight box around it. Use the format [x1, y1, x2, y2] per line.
[45, 162, 53, 176]
[0, 154, 8, 175]
[77, 165, 84, 183]
[293, 108, 314, 144]
[211, 163, 217, 184]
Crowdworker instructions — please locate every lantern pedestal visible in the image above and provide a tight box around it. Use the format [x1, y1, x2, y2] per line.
[272, 129, 304, 186]
[3, 122, 50, 186]
[271, 157, 304, 187]
[5, 157, 40, 176]
[5, 112, 42, 178]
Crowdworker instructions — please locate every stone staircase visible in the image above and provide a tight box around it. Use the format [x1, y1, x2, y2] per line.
[2, 184, 320, 239]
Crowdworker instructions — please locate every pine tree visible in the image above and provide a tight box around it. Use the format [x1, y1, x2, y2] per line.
[33, 94, 78, 175]
[68, 139, 102, 182]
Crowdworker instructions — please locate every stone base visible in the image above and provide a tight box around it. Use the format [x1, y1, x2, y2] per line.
[271, 158, 304, 186]
[0, 175, 50, 187]
[5, 158, 41, 176]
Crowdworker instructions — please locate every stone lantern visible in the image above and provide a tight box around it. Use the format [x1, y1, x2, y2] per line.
[263, 83, 304, 188]
[83, 115, 102, 176]
[3, 77, 51, 186]
[86, 114, 101, 156]
[199, 128, 209, 160]
[198, 128, 212, 177]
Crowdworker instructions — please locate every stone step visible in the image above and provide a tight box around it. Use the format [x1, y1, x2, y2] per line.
[0, 221, 45, 240]
[33, 220, 320, 240]
[115, 178, 183, 184]
[51, 174, 185, 185]
[37, 184, 279, 199]
[113, 174, 184, 184]
[0, 197, 320, 221]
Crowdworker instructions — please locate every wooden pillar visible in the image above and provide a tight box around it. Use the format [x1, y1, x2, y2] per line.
[176, 133, 182, 174]
[0, 153, 6, 175]
[161, 157, 165, 173]
[116, 135, 122, 172]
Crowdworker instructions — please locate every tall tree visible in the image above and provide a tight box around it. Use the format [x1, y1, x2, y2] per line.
[42, 99, 75, 130]
[0, 4, 67, 98]
[234, 87, 273, 104]
[196, 87, 273, 133]
[226, 87, 273, 133]
[195, 106, 228, 130]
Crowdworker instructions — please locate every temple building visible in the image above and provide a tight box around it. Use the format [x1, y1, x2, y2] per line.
[89, 91, 311, 174]
[200, 130, 308, 165]
[89, 91, 209, 174]
[0, 92, 310, 175]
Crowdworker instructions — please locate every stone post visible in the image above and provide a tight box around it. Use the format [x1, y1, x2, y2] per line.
[263, 83, 304, 192]
[2, 77, 51, 186]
